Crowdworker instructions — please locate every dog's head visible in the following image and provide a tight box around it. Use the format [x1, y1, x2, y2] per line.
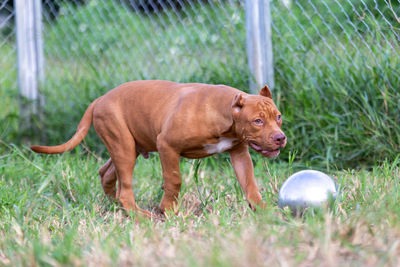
[232, 85, 286, 158]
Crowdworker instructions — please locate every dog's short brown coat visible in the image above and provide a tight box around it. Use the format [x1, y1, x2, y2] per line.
[31, 80, 286, 218]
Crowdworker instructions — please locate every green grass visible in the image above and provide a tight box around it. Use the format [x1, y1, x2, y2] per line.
[1, 142, 400, 266]
[1, 0, 400, 167]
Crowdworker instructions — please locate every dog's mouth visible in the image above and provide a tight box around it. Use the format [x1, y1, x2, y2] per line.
[249, 142, 280, 158]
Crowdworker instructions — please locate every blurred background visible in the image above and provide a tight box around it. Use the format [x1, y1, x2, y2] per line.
[0, 0, 399, 168]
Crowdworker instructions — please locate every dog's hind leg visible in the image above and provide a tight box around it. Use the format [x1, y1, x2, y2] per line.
[95, 121, 154, 219]
[99, 155, 140, 200]
[98, 158, 117, 199]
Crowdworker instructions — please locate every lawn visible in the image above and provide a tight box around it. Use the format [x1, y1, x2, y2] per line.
[0, 142, 399, 266]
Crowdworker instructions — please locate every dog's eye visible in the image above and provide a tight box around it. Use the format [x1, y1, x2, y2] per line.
[254, 119, 264, 125]
[276, 115, 282, 121]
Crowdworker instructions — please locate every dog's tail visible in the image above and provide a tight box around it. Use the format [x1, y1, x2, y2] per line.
[30, 98, 101, 154]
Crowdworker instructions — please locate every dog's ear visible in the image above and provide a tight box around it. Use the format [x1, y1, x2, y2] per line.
[232, 93, 245, 117]
[259, 85, 272, 99]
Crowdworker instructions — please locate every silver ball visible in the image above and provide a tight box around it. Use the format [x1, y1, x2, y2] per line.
[278, 170, 337, 213]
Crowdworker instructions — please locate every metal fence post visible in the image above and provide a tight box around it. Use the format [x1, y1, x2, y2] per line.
[15, 0, 44, 117]
[245, 0, 274, 93]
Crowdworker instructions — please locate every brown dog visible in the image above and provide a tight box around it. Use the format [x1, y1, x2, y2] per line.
[31, 80, 286, 218]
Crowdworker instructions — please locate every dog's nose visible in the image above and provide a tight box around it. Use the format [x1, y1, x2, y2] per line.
[272, 132, 286, 145]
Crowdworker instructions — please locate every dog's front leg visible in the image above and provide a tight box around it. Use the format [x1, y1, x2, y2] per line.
[157, 138, 182, 214]
[229, 143, 267, 210]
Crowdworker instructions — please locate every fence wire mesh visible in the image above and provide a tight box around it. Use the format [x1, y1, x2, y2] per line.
[0, 1, 17, 91]
[40, 0, 247, 91]
[270, 0, 400, 92]
[1, 1, 399, 93]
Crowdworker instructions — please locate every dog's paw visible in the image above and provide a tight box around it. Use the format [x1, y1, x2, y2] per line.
[248, 201, 268, 211]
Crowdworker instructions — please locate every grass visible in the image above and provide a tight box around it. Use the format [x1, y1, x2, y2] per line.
[1, 142, 400, 266]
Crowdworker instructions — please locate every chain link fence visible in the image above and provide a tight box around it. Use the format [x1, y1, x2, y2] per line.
[1, 0, 400, 163]
[1, 1, 398, 94]
[1, 1, 399, 95]
[40, 0, 248, 91]
[271, 0, 400, 91]
[0, 1, 17, 94]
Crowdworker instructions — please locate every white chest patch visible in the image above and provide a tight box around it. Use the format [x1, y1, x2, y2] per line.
[203, 137, 238, 154]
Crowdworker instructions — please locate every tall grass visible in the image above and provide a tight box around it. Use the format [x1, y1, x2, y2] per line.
[271, 0, 400, 167]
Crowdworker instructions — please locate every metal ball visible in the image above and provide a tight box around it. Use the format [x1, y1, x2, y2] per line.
[278, 170, 337, 213]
